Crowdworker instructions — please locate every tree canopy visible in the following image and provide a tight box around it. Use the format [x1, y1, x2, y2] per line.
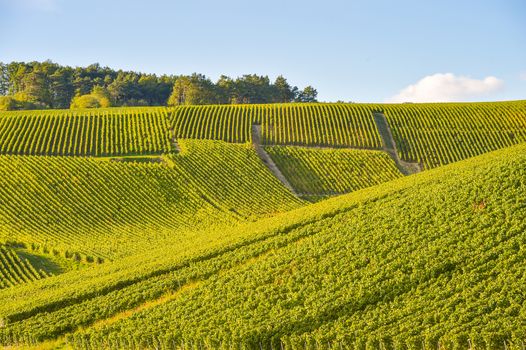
[0, 61, 318, 110]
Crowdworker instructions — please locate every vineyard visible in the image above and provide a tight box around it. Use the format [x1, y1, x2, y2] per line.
[169, 103, 382, 148]
[0, 140, 301, 263]
[0, 143, 524, 348]
[265, 146, 402, 198]
[0, 245, 49, 289]
[171, 140, 303, 217]
[382, 100, 526, 169]
[0, 101, 524, 348]
[0, 107, 172, 156]
[0, 101, 524, 169]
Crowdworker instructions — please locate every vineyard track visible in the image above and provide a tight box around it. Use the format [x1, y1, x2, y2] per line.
[251, 125, 298, 195]
[373, 112, 421, 175]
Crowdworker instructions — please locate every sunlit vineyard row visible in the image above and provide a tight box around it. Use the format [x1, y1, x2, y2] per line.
[171, 140, 302, 218]
[382, 100, 526, 169]
[0, 143, 523, 348]
[169, 103, 382, 147]
[0, 140, 301, 262]
[265, 146, 402, 198]
[0, 245, 49, 289]
[0, 107, 171, 156]
[0, 102, 524, 169]
[68, 144, 526, 349]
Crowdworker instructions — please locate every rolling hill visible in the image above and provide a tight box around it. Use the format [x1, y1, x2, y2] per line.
[0, 142, 524, 348]
[0, 101, 524, 349]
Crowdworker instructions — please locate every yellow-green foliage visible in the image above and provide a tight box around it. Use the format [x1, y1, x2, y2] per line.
[383, 100, 526, 169]
[70, 94, 110, 109]
[0, 139, 302, 261]
[172, 140, 303, 218]
[1, 101, 524, 165]
[0, 155, 226, 260]
[0, 107, 171, 156]
[0, 143, 524, 348]
[265, 146, 403, 196]
[260, 103, 381, 147]
[0, 96, 16, 111]
[169, 103, 383, 147]
[0, 245, 49, 289]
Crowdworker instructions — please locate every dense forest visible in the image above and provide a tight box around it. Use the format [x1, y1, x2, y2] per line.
[0, 61, 318, 110]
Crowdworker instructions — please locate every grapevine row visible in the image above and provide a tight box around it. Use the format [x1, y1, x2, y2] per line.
[265, 146, 402, 198]
[383, 100, 526, 169]
[0, 245, 48, 289]
[0, 107, 171, 156]
[169, 104, 383, 148]
[64, 144, 526, 349]
[0, 139, 302, 263]
[171, 140, 303, 217]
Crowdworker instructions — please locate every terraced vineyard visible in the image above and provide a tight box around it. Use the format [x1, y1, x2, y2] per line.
[383, 100, 526, 169]
[0, 107, 171, 156]
[169, 104, 382, 148]
[0, 245, 49, 289]
[0, 143, 524, 348]
[0, 155, 219, 261]
[170, 105, 254, 143]
[265, 146, 402, 199]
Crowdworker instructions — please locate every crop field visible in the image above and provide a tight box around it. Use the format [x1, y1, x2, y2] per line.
[171, 140, 303, 217]
[0, 107, 172, 156]
[0, 101, 523, 169]
[0, 140, 301, 265]
[265, 146, 402, 198]
[383, 100, 526, 169]
[0, 143, 524, 348]
[0, 245, 49, 289]
[169, 103, 382, 147]
[0, 101, 524, 349]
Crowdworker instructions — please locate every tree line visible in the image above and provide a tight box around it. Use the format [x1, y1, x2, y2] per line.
[0, 61, 317, 110]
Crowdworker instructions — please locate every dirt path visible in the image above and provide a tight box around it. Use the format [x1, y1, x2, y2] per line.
[169, 127, 181, 153]
[373, 112, 422, 175]
[251, 125, 298, 196]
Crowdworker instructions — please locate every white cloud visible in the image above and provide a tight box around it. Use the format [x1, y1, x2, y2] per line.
[387, 73, 504, 103]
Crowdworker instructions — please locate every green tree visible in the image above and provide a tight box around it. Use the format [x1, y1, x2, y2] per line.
[50, 68, 74, 108]
[216, 75, 236, 104]
[0, 63, 9, 96]
[21, 70, 52, 107]
[0, 96, 16, 110]
[70, 95, 110, 109]
[167, 74, 217, 105]
[107, 72, 142, 105]
[0, 61, 317, 108]
[296, 86, 318, 103]
[234, 74, 272, 104]
[272, 75, 296, 103]
[70, 86, 111, 108]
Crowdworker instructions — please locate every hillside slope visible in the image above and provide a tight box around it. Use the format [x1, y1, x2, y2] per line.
[72, 143, 525, 349]
[0, 245, 50, 289]
[0, 107, 172, 156]
[265, 145, 403, 199]
[0, 140, 302, 265]
[383, 100, 526, 169]
[0, 143, 524, 348]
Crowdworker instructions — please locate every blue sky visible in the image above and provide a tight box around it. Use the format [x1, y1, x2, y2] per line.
[0, 0, 525, 102]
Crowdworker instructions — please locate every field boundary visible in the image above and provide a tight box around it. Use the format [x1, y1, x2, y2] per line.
[373, 112, 422, 175]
